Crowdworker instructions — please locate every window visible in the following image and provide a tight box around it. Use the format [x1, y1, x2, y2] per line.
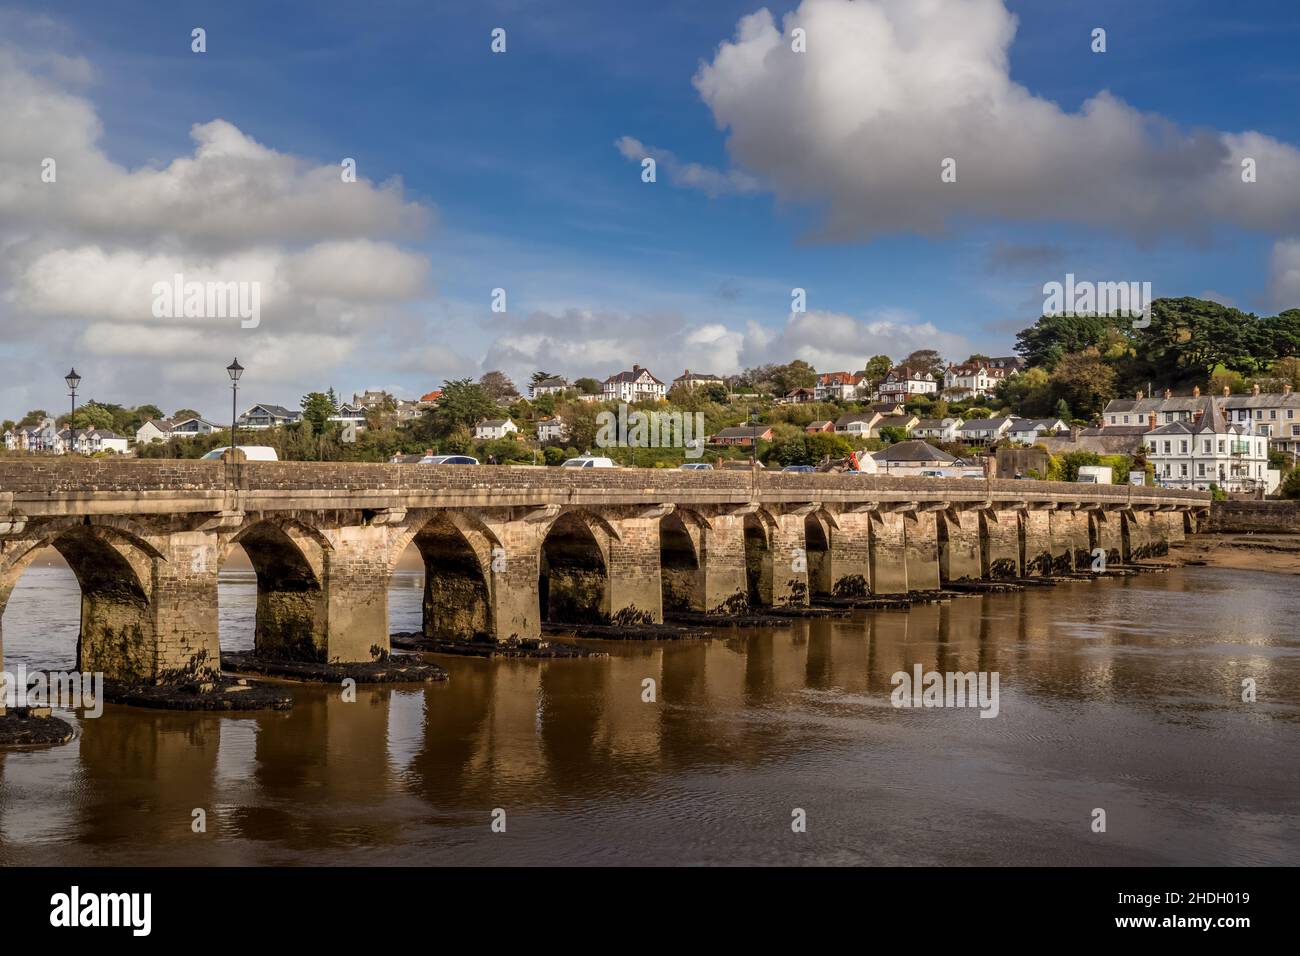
[1123, 415, 1130, 424]
[1202, 440, 1211, 454]
[1163, 440, 1171, 454]
[1180, 464, 1188, 477]
[1271, 410, 1277, 419]
[1180, 440, 1188, 454]
[1218, 440, 1225, 453]
[1197, 463, 1205, 477]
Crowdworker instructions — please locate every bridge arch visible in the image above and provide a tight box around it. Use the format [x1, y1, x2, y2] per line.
[804, 511, 834, 598]
[221, 519, 327, 660]
[660, 508, 706, 613]
[0, 521, 159, 681]
[539, 509, 610, 624]
[743, 509, 779, 607]
[405, 510, 498, 641]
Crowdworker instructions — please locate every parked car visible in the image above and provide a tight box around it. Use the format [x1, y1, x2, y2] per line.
[200, 445, 279, 462]
[680, 462, 713, 470]
[782, 464, 816, 473]
[561, 455, 617, 468]
[419, 455, 478, 465]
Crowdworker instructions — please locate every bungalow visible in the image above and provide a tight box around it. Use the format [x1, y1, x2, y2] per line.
[783, 387, 817, 404]
[474, 418, 518, 440]
[955, 416, 1020, 445]
[805, 420, 835, 434]
[876, 366, 938, 402]
[913, 417, 964, 442]
[239, 404, 302, 429]
[870, 402, 906, 417]
[536, 416, 568, 442]
[420, 389, 443, 404]
[134, 418, 174, 444]
[170, 416, 219, 438]
[711, 425, 773, 446]
[870, 440, 957, 476]
[834, 411, 883, 436]
[603, 365, 666, 403]
[531, 376, 570, 397]
[672, 369, 725, 390]
[1007, 418, 1068, 442]
[875, 414, 920, 437]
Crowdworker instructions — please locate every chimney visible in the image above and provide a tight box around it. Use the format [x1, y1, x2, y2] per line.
[1252, 383, 1261, 396]
[1223, 386, 1231, 397]
[1135, 389, 1143, 401]
[1148, 412, 1156, 430]
[1163, 388, 1172, 399]
[1286, 385, 1294, 395]
[1193, 385, 1201, 398]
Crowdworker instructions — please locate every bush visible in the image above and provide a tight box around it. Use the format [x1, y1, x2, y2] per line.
[1279, 468, 1300, 499]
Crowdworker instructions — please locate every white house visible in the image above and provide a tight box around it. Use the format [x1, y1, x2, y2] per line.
[671, 369, 725, 391]
[834, 411, 883, 436]
[329, 403, 368, 427]
[602, 365, 666, 403]
[1221, 384, 1300, 464]
[171, 416, 219, 438]
[536, 416, 568, 442]
[238, 404, 302, 429]
[135, 418, 174, 444]
[6, 417, 60, 452]
[531, 376, 571, 397]
[1144, 400, 1275, 493]
[955, 416, 1020, 445]
[815, 371, 865, 402]
[1006, 418, 1068, 443]
[58, 428, 129, 455]
[870, 440, 958, 476]
[474, 418, 518, 440]
[876, 366, 938, 401]
[913, 417, 964, 442]
[943, 362, 1010, 401]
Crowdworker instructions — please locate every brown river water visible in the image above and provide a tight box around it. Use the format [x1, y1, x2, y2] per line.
[0, 554, 1296, 866]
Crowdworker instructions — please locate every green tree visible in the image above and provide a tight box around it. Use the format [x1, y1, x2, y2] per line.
[574, 377, 602, 395]
[172, 408, 202, 421]
[479, 370, 519, 402]
[1048, 348, 1116, 421]
[428, 379, 501, 437]
[17, 409, 47, 427]
[300, 392, 335, 433]
[1014, 313, 1126, 369]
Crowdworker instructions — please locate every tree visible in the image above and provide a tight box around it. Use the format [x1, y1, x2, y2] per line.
[743, 360, 817, 396]
[574, 377, 602, 395]
[878, 426, 909, 443]
[860, 354, 893, 386]
[1054, 398, 1072, 421]
[134, 404, 164, 422]
[902, 349, 945, 377]
[530, 371, 554, 392]
[18, 409, 48, 427]
[429, 379, 501, 437]
[479, 370, 520, 402]
[1014, 313, 1125, 369]
[1132, 297, 1267, 385]
[172, 408, 202, 421]
[300, 392, 335, 433]
[1048, 348, 1116, 421]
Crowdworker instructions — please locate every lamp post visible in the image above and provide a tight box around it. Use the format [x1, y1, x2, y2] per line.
[227, 359, 243, 457]
[65, 368, 81, 456]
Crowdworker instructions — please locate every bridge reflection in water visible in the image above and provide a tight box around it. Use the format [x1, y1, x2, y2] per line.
[0, 562, 1295, 866]
[0, 461, 1208, 684]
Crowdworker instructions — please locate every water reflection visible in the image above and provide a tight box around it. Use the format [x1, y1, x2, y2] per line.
[0, 563, 1296, 865]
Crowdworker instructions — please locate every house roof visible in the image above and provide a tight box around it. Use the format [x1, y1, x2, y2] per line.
[532, 377, 568, 389]
[476, 419, 513, 428]
[956, 416, 1017, 431]
[713, 425, 772, 439]
[245, 403, 298, 418]
[1221, 392, 1300, 409]
[818, 371, 856, 386]
[1008, 418, 1064, 432]
[834, 411, 881, 427]
[873, 440, 957, 463]
[914, 418, 961, 429]
[877, 415, 917, 429]
[673, 370, 721, 381]
[420, 390, 443, 402]
[604, 365, 665, 386]
[807, 420, 833, 428]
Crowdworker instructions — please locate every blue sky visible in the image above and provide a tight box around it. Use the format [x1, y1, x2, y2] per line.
[2, 0, 1299, 416]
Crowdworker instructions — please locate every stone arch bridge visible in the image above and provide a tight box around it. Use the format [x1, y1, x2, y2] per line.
[0, 461, 1208, 684]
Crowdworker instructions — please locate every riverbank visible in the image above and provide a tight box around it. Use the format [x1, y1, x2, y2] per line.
[1170, 532, 1300, 575]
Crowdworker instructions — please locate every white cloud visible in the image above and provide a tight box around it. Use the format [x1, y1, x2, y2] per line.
[615, 136, 762, 197]
[0, 45, 437, 411]
[661, 0, 1300, 243]
[1269, 240, 1300, 308]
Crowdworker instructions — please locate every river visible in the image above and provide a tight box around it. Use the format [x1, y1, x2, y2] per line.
[0, 556, 1296, 866]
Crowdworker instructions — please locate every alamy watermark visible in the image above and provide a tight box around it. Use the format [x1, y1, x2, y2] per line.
[890, 664, 1000, 718]
[1, 664, 104, 717]
[1043, 273, 1151, 328]
[152, 273, 261, 328]
[595, 403, 706, 459]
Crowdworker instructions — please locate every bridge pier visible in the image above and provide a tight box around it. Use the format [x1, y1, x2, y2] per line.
[903, 509, 941, 591]
[980, 508, 1022, 578]
[1051, 508, 1091, 572]
[151, 533, 223, 680]
[826, 510, 872, 596]
[938, 507, 982, 583]
[768, 508, 811, 607]
[1090, 508, 1124, 567]
[605, 507, 667, 624]
[1022, 509, 1056, 576]
[698, 511, 750, 613]
[869, 511, 909, 594]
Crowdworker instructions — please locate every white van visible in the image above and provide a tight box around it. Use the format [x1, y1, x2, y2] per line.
[561, 455, 616, 468]
[201, 445, 279, 462]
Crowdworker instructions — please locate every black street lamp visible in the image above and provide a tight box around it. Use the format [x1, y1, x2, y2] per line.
[227, 359, 243, 457]
[65, 367, 81, 456]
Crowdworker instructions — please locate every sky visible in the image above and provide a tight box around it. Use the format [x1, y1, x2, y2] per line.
[2, 0, 1299, 422]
